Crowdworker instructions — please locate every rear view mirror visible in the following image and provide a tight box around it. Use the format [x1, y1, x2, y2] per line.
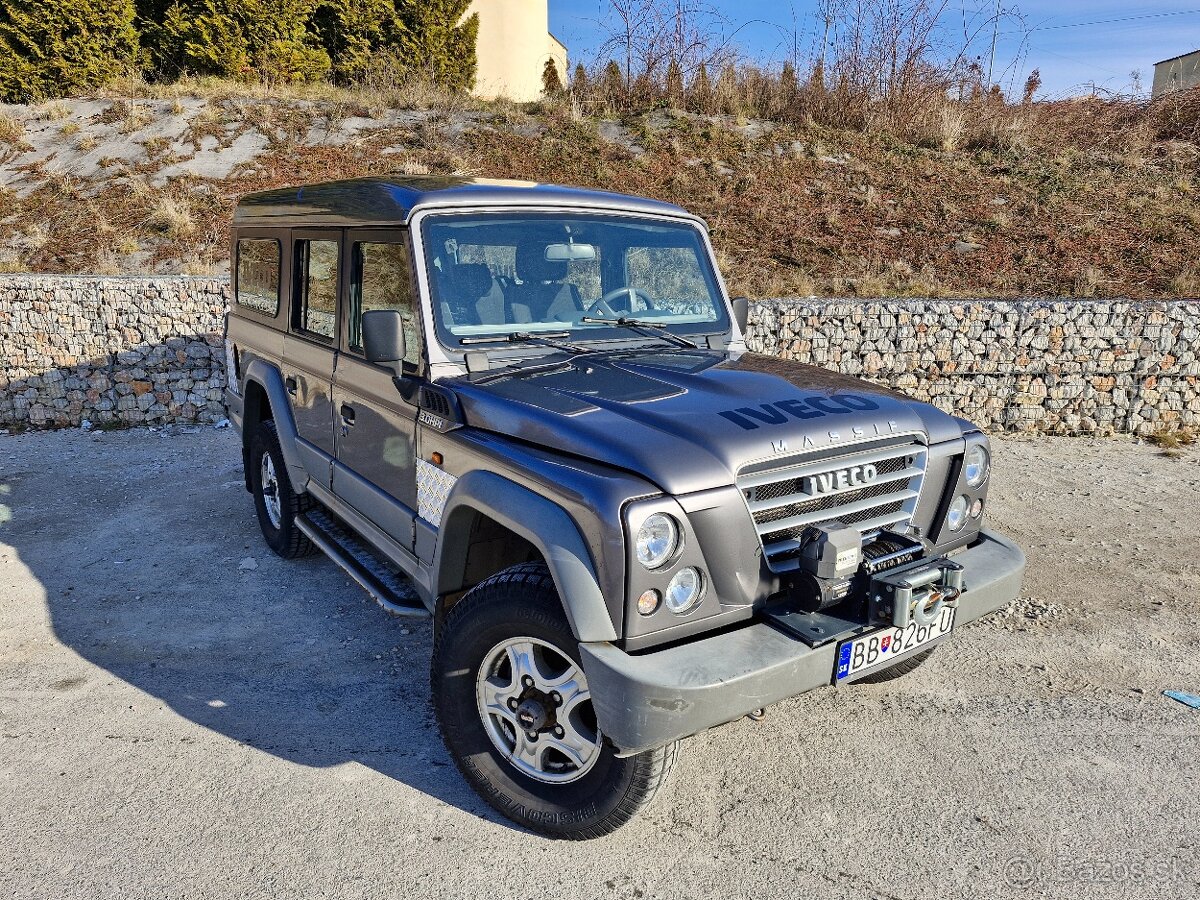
[545, 242, 596, 262]
[732, 297, 749, 333]
[362, 309, 407, 377]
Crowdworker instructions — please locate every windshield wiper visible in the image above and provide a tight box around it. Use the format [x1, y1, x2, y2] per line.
[579, 316, 699, 349]
[459, 331, 597, 354]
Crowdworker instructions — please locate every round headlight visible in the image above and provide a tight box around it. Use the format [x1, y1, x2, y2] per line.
[665, 567, 704, 614]
[964, 444, 990, 488]
[946, 495, 969, 532]
[635, 513, 679, 569]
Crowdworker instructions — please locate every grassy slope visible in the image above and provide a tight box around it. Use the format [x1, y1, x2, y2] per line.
[1, 92, 1198, 299]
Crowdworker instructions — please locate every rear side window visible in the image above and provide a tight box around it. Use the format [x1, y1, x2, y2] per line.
[294, 239, 339, 340]
[235, 239, 280, 316]
[350, 241, 419, 365]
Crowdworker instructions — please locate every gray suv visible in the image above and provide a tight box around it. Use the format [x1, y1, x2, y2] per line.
[224, 176, 1025, 839]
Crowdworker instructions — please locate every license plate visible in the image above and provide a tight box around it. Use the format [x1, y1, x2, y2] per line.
[835, 606, 956, 682]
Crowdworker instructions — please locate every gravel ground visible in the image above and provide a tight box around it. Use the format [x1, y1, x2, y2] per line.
[1, 427, 1197, 900]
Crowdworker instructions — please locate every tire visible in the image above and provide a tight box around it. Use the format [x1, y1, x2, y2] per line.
[432, 562, 677, 839]
[247, 419, 314, 559]
[856, 647, 935, 684]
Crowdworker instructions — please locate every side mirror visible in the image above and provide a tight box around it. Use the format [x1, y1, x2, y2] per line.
[732, 297, 749, 334]
[362, 309, 407, 377]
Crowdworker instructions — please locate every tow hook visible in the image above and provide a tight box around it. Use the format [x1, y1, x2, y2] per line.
[746, 708, 766, 722]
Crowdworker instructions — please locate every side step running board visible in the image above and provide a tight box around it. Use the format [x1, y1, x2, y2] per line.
[297, 509, 429, 618]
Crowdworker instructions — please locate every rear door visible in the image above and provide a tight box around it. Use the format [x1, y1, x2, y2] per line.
[283, 230, 344, 488]
[330, 230, 422, 549]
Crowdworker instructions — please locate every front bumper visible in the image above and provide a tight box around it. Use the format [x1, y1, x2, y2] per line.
[579, 528, 1025, 756]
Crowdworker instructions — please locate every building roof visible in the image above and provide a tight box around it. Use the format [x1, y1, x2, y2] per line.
[233, 175, 692, 226]
[1154, 49, 1200, 67]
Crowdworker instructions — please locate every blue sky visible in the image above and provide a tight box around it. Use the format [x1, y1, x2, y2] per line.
[548, 1, 1200, 98]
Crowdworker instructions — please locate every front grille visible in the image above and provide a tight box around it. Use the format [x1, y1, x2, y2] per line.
[737, 439, 927, 572]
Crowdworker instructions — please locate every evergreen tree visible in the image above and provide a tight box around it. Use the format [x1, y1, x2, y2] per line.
[0, 0, 140, 102]
[778, 61, 799, 118]
[311, 0, 404, 84]
[571, 62, 588, 99]
[151, 0, 249, 80]
[146, 0, 330, 83]
[665, 59, 684, 108]
[394, 0, 477, 91]
[602, 59, 624, 109]
[688, 63, 713, 114]
[542, 57, 563, 96]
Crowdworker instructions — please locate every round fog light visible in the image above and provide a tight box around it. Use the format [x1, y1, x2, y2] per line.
[665, 567, 704, 614]
[637, 589, 661, 616]
[970, 498, 984, 518]
[946, 495, 969, 532]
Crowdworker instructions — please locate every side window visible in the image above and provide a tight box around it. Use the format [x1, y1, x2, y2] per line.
[294, 239, 339, 340]
[235, 238, 280, 316]
[351, 241, 419, 365]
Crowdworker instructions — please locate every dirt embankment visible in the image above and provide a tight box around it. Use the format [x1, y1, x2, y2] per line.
[2, 94, 1199, 299]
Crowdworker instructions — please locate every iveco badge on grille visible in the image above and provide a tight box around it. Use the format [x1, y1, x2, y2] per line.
[803, 462, 879, 496]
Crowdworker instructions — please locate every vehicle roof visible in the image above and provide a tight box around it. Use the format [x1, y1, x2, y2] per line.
[233, 175, 696, 227]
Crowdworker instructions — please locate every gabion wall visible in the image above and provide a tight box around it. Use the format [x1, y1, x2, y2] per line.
[0, 276, 229, 428]
[1, 276, 1196, 435]
[747, 298, 1199, 435]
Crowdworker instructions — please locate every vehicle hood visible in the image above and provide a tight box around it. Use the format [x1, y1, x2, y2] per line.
[448, 350, 965, 495]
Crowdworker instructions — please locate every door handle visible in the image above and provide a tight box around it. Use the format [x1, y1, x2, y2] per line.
[285, 376, 298, 396]
[340, 404, 356, 426]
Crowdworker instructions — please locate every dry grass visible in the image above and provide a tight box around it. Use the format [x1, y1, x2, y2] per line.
[37, 101, 71, 121]
[0, 113, 25, 144]
[1147, 428, 1197, 451]
[143, 195, 194, 239]
[99, 71, 501, 116]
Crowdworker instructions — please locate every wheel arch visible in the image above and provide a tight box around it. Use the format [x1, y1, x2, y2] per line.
[239, 359, 308, 493]
[433, 471, 618, 643]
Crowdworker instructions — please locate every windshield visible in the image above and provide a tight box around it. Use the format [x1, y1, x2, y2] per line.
[420, 212, 729, 348]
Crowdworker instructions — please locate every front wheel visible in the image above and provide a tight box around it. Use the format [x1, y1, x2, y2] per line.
[432, 563, 677, 839]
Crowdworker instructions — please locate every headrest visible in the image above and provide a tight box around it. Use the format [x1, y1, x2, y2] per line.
[443, 263, 494, 301]
[516, 244, 568, 283]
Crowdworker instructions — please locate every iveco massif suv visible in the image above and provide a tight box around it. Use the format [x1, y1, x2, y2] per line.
[224, 176, 1026, 839]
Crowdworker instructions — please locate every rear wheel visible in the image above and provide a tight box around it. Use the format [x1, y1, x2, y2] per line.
[248, 420, 314, 559]
[432, 563, 677, 839]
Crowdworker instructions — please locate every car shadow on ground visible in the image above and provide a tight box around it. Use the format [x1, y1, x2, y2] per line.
[0, 428, 507, 829]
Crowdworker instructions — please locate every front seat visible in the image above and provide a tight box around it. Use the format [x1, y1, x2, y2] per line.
[507, 245, 583, 324]
[436, 263, 506, 329]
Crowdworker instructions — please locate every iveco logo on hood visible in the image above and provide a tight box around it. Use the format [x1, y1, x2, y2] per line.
[718, 394, 882, 431]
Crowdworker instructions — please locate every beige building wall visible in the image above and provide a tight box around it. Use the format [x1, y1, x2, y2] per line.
[1152, 50, 1200, 98]
[467, 0, 568, 102]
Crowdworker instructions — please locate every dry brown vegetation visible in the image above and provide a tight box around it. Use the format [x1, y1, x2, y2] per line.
[2, 75, 1200, 299]
[1148, 427, 1198, 459]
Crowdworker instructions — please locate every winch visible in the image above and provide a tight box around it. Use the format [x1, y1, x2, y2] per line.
[768, 523, 966, 647]
[868, 557, 964, 628]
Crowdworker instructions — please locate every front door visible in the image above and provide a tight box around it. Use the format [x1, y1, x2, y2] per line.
[284, 230, 343, 488]
[331, 231, 422, 550]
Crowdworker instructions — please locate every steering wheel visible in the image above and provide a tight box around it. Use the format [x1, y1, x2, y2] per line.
[587, 287, 658, 318]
